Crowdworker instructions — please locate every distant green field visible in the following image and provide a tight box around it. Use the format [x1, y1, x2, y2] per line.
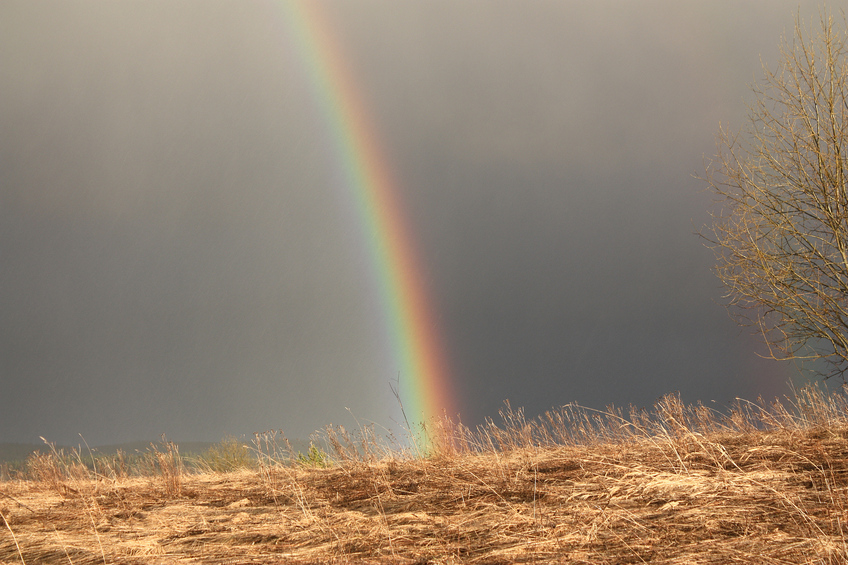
[0, 438, 313, 467]
[0, 441, 216, 466]
[0, 443, 52, 464]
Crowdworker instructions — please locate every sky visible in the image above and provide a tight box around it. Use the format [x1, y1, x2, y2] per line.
[0, 0, 832, 446]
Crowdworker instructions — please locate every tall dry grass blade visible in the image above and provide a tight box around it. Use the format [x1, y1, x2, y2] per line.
[0, 508, 25, 565]
[82, 500, 107, 565]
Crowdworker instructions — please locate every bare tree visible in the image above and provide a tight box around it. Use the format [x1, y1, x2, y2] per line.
[703, 11, 848, 378]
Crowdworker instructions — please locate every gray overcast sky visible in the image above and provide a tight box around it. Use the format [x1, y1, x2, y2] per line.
[0, 0, 829, 446]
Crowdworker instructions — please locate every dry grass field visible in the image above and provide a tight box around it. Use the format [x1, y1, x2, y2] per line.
[3, 385, 848, 564]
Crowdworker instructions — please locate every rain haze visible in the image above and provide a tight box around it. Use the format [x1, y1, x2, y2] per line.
[0, 1, 828, 446]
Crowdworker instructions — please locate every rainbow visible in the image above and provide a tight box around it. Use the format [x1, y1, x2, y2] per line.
[276, 1, 457, 433]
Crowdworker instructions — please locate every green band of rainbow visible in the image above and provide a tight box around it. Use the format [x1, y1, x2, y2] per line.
[276, 1, 457, 431]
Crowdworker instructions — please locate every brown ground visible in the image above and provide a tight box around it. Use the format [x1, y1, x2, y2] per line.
[3, 390, 848, 564]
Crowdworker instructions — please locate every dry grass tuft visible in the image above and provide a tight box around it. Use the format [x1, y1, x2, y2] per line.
[3, 384, 848, 563]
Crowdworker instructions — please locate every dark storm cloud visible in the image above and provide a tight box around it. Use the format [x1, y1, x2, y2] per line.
[323, 0, 827, 422]
[0, 1, 828, 445]
[0, 1, 395, 444]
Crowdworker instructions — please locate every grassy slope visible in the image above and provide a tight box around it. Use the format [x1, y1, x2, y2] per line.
[2, 387, 848, 564]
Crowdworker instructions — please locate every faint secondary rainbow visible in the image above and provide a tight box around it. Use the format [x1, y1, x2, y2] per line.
[275, 1, 457, 430]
